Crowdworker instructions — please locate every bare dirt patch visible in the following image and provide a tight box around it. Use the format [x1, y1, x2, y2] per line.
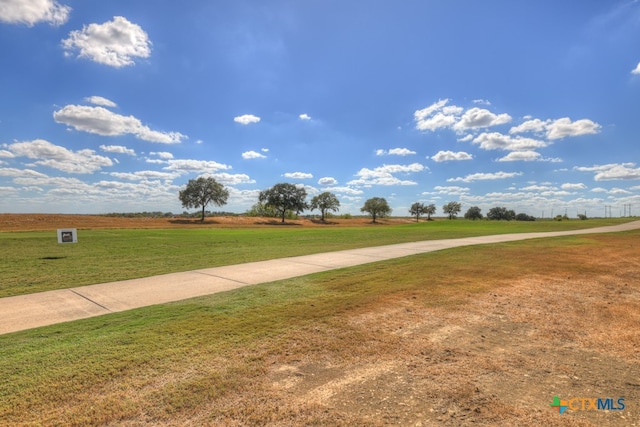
[0, 214, 411, 232]
[231, 235, 638, 426]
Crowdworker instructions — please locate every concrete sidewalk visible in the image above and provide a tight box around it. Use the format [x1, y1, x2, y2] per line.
[2, 221, 639, 335]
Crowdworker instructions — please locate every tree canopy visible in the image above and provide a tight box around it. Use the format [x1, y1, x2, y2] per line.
[310, 192, 340, 221]
[442, 201, 462, 220]
[178, 176, 229, 222]
[487, 206, 516, 221]
[258, 183, 308, 222]
[409, 202, 425, 222]
[423, 203, 436, 220]
[361, 197, 392, 223]
[464, 206, 483, 220]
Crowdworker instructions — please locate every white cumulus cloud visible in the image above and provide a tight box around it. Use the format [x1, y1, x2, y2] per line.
[318, 177, 338, 186]
[510, 117, 600, 140]
[348, 163, 424, 186]
[234, 114, 261, 125]
[473, 132, 547, 151]
[53, 104, 187, 144]
[284, 172, 313, 179]
[575, 163, 640, 181]
[62, 16, 152, 68]
[0, 0, 70, 26]
[561, 183, 587, 190]
[431, 151, 473, 162]
[453, 107, 511, 131]
[99, 145, 136, 156]
[8, 139, 113, 174]
[299, 113, 311, 120]
[632, 62, 640, 75]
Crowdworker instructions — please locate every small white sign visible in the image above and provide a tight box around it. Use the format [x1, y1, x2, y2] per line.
[57, 228, 78, 244]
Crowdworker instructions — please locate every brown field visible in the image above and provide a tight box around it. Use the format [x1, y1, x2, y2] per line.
[0, 213, 410, 231]
[1, 215, 638, 426]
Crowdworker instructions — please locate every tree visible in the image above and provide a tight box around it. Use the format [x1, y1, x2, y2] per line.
[258, 183, 308, 223]
[442, 201, 462, 220]
[178, 176, 229, 222]
[424, 203, 436, 220]
[515, 213, 536, 221]
[409, 202, 425, 222]
[464, 206, 483, 220]
[361, 197, 392, 223]
[310, 192, 340, 221]
[487, 206, 516, 221]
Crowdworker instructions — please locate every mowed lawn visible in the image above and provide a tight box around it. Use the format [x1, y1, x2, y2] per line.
[0, 217, 632, 297]
[0, 228, 638, 426]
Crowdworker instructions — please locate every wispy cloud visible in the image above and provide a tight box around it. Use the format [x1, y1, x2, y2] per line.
[242, 150, 266, 159]
[448, 171, 523, 183]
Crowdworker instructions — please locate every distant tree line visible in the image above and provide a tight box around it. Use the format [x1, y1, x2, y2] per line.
[178, 177, 394, 223]
[178, 177, 556, 224]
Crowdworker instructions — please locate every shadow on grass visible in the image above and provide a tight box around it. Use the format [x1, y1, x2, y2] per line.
[40, 256, 67, 260]
[309, 219, 339, 225]
[168, 219, 222, 225]
[255, 220, 303, 226]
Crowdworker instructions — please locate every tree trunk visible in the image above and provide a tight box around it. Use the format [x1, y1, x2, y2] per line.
[201, 205, 206, 222]
[281, 210, 286, 223]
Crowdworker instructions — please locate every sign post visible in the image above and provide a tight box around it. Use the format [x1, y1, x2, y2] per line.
[57, 228, 78, 244]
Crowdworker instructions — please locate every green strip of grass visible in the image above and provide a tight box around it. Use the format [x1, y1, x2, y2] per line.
[0, 218, 632, 297]
[0, 232, 614, 425]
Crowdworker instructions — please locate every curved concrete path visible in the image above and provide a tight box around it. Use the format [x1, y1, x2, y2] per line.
[1, 221, 639, 335]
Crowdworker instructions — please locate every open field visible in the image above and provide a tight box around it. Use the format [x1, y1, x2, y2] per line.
[0, 214, 635, 298]
[0, 215, 638, 425]
[0, 230, 638, 425]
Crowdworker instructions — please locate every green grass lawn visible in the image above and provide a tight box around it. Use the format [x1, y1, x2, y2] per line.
[0, 217, 633, 297]
[0, 231, 633, 425]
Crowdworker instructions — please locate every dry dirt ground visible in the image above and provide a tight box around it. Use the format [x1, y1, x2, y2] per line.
[252, 234, 639, 427]
[0, 213, 410, 231]
[2, 215, 639, 426]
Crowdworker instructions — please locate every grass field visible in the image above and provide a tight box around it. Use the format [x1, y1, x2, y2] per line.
[0, 229, 638, 425]
[0, 217, 633, 297]
[0, 216, 638, 425]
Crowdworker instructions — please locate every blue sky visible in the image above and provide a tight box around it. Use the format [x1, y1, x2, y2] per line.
[1, 1, 640, 217]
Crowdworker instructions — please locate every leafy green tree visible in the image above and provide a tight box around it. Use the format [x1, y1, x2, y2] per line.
[310, 192, 340, 221]
[409, 202, 425, 222]
[515, 213, 536, 221]
[487, 206, 516, 221]
[178, 176, 229, 222]
[464, 206, 483, 220]
[361, 197, 392, 223]
[442, 201, 462, 220]
[424, 203, 436, 220]
[258, 183, 308, 223]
